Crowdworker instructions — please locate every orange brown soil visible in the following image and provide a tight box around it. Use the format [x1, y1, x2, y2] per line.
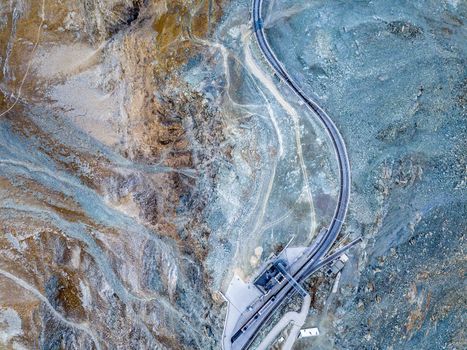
[0, 1, 229, 348]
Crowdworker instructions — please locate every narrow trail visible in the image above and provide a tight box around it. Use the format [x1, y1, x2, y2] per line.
[0, 268, 101, 350]
[224, 1, 352, 348]
[243, 30, 318, 239]
[252, 0, 351, 265]
[0, 0, 45, 118]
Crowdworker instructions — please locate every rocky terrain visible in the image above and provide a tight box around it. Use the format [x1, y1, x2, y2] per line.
[264, 0, 465, 349]
[0, 0, 465, 349]
[1, 1, 229, 348]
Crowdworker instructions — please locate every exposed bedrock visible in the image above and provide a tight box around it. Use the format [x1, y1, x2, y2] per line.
[0, 0, 464, 349]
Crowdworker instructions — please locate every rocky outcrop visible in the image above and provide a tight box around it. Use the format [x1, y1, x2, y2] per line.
[0, 0, 227, 348]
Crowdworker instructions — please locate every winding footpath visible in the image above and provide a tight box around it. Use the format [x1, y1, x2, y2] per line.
[228, 1, 352, 348]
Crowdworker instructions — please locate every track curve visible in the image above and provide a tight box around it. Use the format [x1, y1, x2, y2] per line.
[252, 0, 351, 269]
[226, 2, 352, 348]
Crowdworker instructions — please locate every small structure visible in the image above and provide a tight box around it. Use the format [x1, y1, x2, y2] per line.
[325, 253, 348, 276]
[299, 327, 320, 338]
[253, 261, 286, 295]
[253, 259, 308, 298]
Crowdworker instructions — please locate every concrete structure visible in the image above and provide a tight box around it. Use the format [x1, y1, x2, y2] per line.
[222, 0, 355, 347]
[256, 294, 311, 350]
[325, 253, 349, 276]
[299, 327, 320, 338]
[222, 0, 353, 348]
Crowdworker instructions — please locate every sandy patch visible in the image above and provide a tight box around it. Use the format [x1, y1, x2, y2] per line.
[47, 63, 122, 147]
[35, 41, 125, 147]
[34, 43, 102, 79]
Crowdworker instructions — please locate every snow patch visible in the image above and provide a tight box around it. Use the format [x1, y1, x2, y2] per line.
[0, 307, 22, 345]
